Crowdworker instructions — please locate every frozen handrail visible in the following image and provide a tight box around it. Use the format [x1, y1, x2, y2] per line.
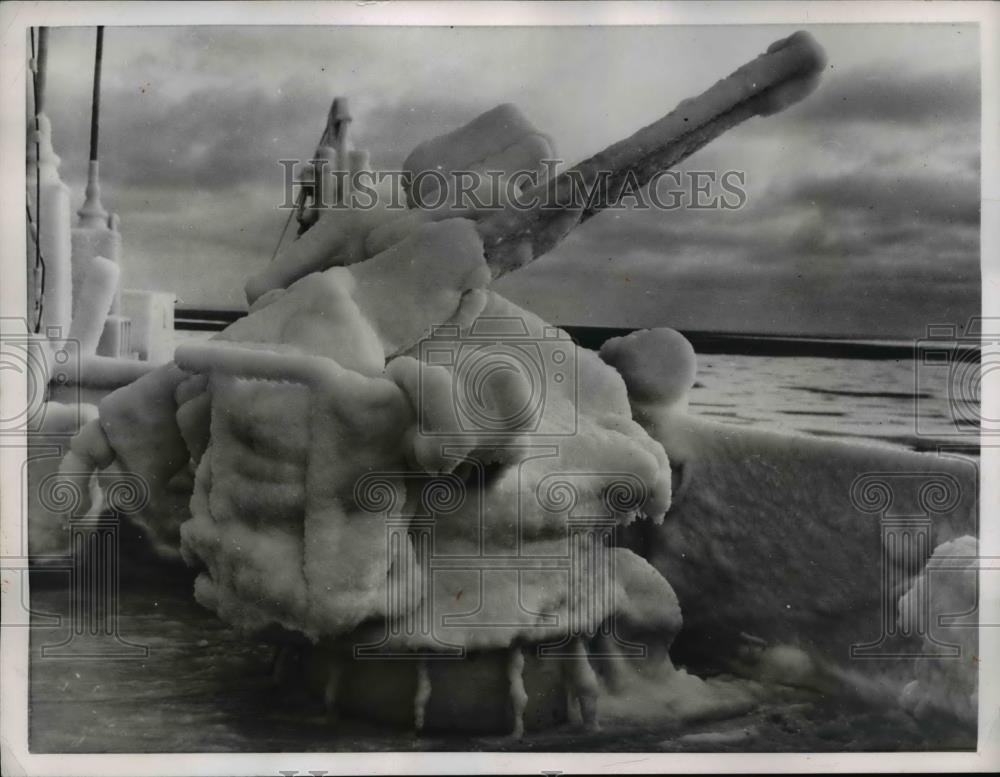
[175, 340, 353, 390]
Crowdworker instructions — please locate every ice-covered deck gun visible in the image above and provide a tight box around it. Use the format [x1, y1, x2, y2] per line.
[253, 32, 826, 307]
[477, 31, 826, 277]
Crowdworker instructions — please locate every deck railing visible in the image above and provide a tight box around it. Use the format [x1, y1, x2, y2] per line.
[174, 307, 979, 361]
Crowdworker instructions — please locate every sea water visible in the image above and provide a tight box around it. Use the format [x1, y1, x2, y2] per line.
[689, 353, 978, 456]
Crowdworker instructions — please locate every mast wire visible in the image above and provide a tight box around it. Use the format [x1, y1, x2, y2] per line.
[29, 28, 46, 333]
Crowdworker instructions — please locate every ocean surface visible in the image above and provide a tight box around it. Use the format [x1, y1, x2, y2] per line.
[687, 352, 979, 456]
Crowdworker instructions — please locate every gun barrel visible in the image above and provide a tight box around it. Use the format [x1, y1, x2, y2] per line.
[478, 31, 827, 278]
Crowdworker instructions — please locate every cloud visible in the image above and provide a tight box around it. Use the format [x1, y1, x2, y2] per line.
[33, 24, 982, 337]
[351, 97, 487, 170]
[80, 82, 323, 191]
[50, 78, 489, 200]
[789, 63, 979, 126]
[772, 169, 979, 227]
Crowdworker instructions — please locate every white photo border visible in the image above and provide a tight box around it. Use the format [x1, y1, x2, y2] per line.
[1, 2, 997, 775]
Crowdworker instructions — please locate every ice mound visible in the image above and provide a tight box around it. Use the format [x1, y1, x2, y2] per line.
[178, 290, 678, 651]
[597, 662, 767, 728]
[73, 217, 490, 544]
[897, 535, 978, 723]
[599, 328, 697, 408]
[384, 292, 675, 651]
[201, 293, 683, 735]
[29, 401, 100, 555]
[68, 254, 119, 356]
[403, 103, 555, 208]
[180, 352, 416, 637]
[604, 326, 979, 712]
[231, 217, 490, 365]
[57, 363, 196, 559]
[244, 205, 399, 305]
[168, 200, 678, 654]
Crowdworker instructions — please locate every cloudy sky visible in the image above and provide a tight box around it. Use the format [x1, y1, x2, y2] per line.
[38, 23, 979, 338]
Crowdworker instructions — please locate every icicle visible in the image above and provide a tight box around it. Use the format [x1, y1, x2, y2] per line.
[271, 644, 293, 685]
[564, 638, 600, 731]
[594, 633, 629, 694]
[507, 645, 528, 738]
[323, 656, 342, 719]
[414, 659, 431, 731]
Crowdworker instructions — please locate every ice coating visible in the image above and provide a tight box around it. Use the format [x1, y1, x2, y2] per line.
[372, 292, 677, 652]
[179, 208, 679, 651]
[96, 363, 191, 495]
[245, 205, 400, 305]
[177, 292, 679, 652]
[28, 113, 73, 335]
[403, 103, 555, 208]
[246, 104, 553, 307]
[599, 328, 697, 408]
[897, 536, 978, 723]
[229, 218, 489, 365]
[349, 218, 491, 356]
[178, 347, 415, 637]
[60, 217, 490, 560]
[414, 660, 431, 731]
[30, 401, 100, 555]
[508, 647, 528, 738]
[68, 254, 119, 356]
[71, 213, 122, 307]
[60, 34, 988, 734]
[604, 326, 979, 713]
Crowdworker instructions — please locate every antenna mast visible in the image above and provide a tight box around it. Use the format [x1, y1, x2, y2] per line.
[78, 26, 108, 227]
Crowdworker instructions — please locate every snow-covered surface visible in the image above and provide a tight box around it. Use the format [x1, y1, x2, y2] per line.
[181, 348, 414, 638]
[235, 218, 489, 363]
[606, 329, 978, 726]
[27, 114, 74, 335]
[177, 291, 679, 654]
[898, 535, 979, 723]
[403, 103, 555, 208]
[123, 289, 176, 364]
[27, 401, 99, 556]
[67, 254, 119, 355]
[71, 221, 122, 312]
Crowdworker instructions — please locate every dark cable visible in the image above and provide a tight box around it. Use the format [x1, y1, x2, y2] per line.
[25, 203, 47, 330]
[88, 27, 103, 162]
[29, 28, 46, 333]
[270, 112, 337, 261]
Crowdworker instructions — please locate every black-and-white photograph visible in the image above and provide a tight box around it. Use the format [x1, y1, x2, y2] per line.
[1, 2, 997, 773]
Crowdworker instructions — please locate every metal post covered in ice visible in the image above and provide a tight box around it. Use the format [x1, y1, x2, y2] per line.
[77, 26, 108, 229]
[27, 26, 74, 337]
[69, 26, 131, 359]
